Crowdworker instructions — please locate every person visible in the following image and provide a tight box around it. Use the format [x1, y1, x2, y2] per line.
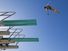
[44, 4, 60, 14]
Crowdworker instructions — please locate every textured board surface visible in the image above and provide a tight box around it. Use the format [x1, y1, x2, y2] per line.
[0, 40, 15, 44]
[3, 19, 37, 26]
[0, 31, 10, 35]
[0, 45, 18, 49]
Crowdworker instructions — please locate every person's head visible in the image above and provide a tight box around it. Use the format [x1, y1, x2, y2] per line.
[44, 6, 47, 9]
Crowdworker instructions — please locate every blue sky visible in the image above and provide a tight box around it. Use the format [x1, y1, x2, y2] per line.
[0, 0, 68, 51]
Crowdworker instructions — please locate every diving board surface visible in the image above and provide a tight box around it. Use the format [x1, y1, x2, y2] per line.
[3, 19, 37, 26]
[2, 38, 39, 42]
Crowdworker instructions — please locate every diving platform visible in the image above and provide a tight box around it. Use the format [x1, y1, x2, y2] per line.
[0, 39, 15, 44]
[0, 45, 18, 49]
[0, 27, 10, 35]
[0, 31, 10, 35]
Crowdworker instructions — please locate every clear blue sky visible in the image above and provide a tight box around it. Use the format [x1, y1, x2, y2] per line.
[0, 0, 68, 51]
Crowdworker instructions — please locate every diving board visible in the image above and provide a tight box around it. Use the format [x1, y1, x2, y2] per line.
[2, 19, 37, 26]
[2, 38, 39, 42]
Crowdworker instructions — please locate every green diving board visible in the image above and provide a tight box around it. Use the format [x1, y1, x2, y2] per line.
[3, 19, 37, 26]
[12, 38, 39, 42]
[2, 38, 39, 42]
